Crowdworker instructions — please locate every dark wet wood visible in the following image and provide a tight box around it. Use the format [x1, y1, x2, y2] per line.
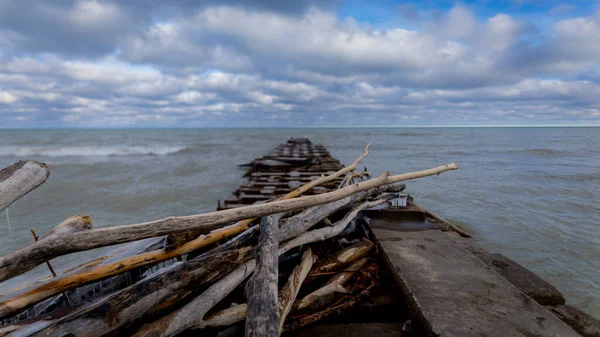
[23, 247, 254, 337]
[283, 285, 374, 332]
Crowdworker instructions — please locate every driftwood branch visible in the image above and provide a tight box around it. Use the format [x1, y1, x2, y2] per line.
[283, 285, 375, 332]
[279, 247, 317, 331]
[0, 162, 457, 283]
[296, 258, 368, 310]
[311, 240, 373, 274]
[0, 160, 50, 213]
[189, 248, 318, 332]
[0, 192, 358, 319]
[199, 304, 248, 329]
[130, 199, 377, 337]
[278, 195, 395, 257]
[20, 246, 254, 337]
[245, 214, 281, 337]
[134, 259, 257, 337]
[30, 229, 71, 307]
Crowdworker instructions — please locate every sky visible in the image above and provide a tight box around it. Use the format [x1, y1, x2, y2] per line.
[1, 0, 600, 127]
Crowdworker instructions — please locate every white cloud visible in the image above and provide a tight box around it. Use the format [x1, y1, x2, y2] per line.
[0, 91, 17, 104]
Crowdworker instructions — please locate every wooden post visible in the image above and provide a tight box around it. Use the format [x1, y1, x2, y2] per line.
[245, 214, 281, 337]
[30, 229, 71, 306]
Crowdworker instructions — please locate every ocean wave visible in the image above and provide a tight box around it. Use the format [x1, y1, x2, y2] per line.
[541, 172, 600, 183]
[445, 151, 472, 156]
[395, 132, 434, 137]
[0, 146, 190, 157]
[521, 148, 570, 156]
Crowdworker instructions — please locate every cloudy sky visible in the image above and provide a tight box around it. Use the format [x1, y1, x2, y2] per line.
[1, 0, 600, 127]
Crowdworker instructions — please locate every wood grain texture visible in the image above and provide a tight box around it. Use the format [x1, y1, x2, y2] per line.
[22, 246, 254, 337]
[0, 161, 50, 213]
[279, 247, 317, 331]
[245, 215, 281, 337]
[311, 240, 373, 274]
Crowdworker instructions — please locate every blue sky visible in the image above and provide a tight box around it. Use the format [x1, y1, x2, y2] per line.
[1, 0, 599, 127]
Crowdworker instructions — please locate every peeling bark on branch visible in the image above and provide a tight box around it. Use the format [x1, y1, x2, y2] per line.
[283, 285, 375, 332]
[297, 258, 368, 310]
[278, 248, 317, 331]
[311, 240, 373, 274]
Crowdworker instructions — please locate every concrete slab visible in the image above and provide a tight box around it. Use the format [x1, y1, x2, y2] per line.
[445, 231, 566, 306]
[548, 305, 600, 337]
[373, 229, 580, 337]
[478, 252, 565, 306]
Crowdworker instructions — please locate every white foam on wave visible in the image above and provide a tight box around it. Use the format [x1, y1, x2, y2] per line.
[0, 145, 188, 157]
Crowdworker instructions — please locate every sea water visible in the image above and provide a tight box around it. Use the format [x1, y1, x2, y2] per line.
[0, 127, 598, 316]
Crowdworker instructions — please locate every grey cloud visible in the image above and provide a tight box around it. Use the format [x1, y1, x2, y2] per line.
[1, 2, 600, 127]
[0, 0, 143, 56]
[397, 4, 421, 20]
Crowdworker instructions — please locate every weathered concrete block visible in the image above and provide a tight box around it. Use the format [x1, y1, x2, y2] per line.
[373, 229, 580, 337]
[548, 305, 600, 337]
[477, 252, 566, 306]
[445, 231, 566, 306]
[445, 231, 489, 256]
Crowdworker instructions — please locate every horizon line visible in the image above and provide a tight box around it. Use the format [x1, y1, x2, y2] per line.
[1, 124, 600, 130]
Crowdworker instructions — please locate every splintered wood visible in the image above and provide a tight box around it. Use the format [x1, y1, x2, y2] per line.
[0, 138, 458, 336]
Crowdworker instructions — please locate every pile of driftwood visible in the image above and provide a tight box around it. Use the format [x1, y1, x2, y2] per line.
[0, 145, 457, 337]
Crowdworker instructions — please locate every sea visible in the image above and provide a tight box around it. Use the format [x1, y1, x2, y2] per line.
[0, 127, 598, 316]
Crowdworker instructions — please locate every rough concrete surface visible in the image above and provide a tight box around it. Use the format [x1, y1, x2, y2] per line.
[477, 252, 565, 306]
[548, 305, 600, 337]
[446, 231, 565, 306]
[373, 229, 580, 337]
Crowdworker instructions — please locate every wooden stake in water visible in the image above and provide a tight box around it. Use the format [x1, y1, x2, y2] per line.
[30, 229, 71, 306]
